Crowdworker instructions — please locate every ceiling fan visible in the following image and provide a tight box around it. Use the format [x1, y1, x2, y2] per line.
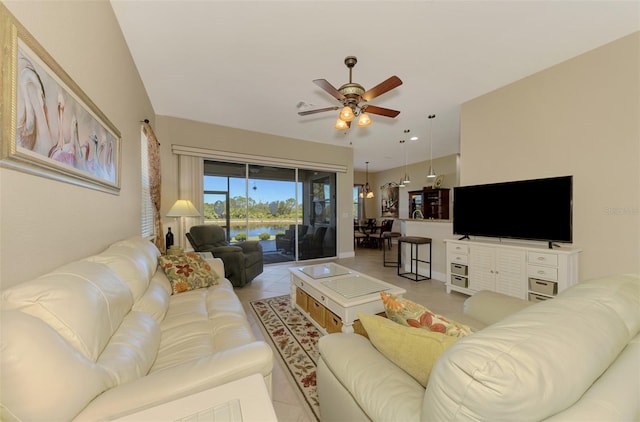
[298, 56, 402, 129]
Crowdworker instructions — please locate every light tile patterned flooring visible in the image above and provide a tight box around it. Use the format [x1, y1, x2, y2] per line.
[235, 245, 470, 422]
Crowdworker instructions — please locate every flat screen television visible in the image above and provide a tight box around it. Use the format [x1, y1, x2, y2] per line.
[453, 176, 573, 245]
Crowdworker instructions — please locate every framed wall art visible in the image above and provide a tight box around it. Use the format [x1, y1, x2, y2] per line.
[0, 5, 121, 194]
[380, 185, 399, 218]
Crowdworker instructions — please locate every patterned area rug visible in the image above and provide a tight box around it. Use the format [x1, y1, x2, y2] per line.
[250, 295, 321, 421]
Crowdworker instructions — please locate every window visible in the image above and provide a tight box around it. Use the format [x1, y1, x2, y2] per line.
[141, 127, 154, 238]
[354, 185, 363, 222]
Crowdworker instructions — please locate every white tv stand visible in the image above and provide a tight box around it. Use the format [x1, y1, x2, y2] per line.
[444, 238, 580, 301]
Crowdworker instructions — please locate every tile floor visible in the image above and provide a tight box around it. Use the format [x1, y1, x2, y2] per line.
[234, 245, 470, 422]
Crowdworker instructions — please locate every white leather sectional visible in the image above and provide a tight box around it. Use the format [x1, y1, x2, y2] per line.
[318, 274, 640, 421]
[0, 237, 273, 421]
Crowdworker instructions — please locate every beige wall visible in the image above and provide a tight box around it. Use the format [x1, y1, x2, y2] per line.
[0, 1, 155, 288]
[154, 116, 355, 258]
[355, 155, 458, 221]
[375, 154, 459, 220]
[460, 32, 639, 280]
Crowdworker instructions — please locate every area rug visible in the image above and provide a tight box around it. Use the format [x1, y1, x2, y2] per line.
[249, 295, 321, 421]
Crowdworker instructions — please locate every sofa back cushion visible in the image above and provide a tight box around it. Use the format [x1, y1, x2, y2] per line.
[0, 310, 113, 421]
[133, 270, 172, 322]
[422, 274, 640, 421]
[1, 260, 133, 361]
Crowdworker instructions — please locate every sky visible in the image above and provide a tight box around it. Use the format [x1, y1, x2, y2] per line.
[204, 176, 301, 203]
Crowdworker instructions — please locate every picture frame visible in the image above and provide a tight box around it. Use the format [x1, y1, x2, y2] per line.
[380, 185, 399, 218]
[0, 5, 121, 194]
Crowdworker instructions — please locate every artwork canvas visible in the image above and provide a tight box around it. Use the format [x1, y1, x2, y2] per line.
[1, 6, 121, 194]
[381, 186, 399, 218]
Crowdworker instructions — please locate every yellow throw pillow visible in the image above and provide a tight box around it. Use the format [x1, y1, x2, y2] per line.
[358, 313, 458, 387]
[380, 292, 473, 338]
[158, 252, 218, 294]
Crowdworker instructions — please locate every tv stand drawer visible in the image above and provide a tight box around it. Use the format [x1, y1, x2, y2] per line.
[527, 265, 558, 281]
[528, 252, 558, 266]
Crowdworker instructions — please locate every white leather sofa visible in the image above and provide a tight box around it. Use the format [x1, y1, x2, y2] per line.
[0, 237, 273, 421]
[318, 274, 640, 421]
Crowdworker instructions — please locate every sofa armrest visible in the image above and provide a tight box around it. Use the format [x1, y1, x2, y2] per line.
[463, 290, 532, 326]
[201, 257, 225, 281]
[74, 341, 273, 421]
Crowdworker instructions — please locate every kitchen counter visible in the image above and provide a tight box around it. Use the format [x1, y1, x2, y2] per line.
[396, 218, 451, 223]
[398, 219, 454, 282]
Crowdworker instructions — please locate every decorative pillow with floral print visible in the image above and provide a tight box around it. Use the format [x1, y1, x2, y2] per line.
[158, 252, 218, 294]
[380, 292, 473, 338]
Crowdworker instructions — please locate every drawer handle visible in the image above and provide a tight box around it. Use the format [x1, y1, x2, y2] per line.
[537, 257, 546, 261]
[537, 270, 545, 275]
[535, 281, 547, 286]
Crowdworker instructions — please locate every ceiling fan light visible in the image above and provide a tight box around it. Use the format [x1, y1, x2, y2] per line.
[340, 106, 355, 122]
[357, 113, 372, 127]
[335, 118, 349, 130]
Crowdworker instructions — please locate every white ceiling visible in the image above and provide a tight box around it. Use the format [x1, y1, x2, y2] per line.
[110, 1, 639, 172]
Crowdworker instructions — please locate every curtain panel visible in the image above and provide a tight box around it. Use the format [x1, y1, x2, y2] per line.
[143, 123, 163, 251]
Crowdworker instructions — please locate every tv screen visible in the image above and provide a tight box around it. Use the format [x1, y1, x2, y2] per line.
[453, 176, 573, 243]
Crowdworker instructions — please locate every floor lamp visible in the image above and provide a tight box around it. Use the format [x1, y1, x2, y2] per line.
[166, 199, 201, 249]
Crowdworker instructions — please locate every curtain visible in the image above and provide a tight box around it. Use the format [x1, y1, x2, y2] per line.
[178, 154, 204, 248]
[143, 122, 163, 251]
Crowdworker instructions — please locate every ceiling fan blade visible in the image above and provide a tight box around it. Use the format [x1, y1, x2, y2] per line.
[364, 105, 400, 118]
[362, 75, 402, 101]
[298, 106, 340, 116]
[313, 79, 346, 101]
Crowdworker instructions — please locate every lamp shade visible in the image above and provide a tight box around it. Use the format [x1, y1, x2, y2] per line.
[335, 118, 349, 130]
[339, 106, 355, 122]
[357, 113, 372, 127]
[167, 199, 201, 217]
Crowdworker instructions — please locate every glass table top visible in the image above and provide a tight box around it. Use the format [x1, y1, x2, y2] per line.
[298, 263, 351, 279]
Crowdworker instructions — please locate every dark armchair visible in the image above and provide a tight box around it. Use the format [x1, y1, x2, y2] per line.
[299, 226, 328, 259]
[186, 225, 263, 287]
[275, 225, 308, 254]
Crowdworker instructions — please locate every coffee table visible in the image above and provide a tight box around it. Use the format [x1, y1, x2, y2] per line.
[289, 263, 406, 334]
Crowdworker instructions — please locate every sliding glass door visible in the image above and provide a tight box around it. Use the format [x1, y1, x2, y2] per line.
[203, 160, 335, 263]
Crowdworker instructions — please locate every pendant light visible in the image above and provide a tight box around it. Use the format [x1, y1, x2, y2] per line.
[359, 161, 374, 199]
[399, 139, 409, 187]
[427, 114, 437, 179]
[398, 141, 405, 188]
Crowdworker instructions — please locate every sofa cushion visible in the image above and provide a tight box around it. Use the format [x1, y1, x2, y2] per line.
[152, 279, 255, 372]
[132, 270, 171, 323]
[381, 292, 473, 337]
[0, 310, 112, 422]
[97, 311, 161, 385]
[159, 253, 218, 294]
[1, 260, 132, 361]
[422, 273, 640, 421]
[87, 246, 152, 302]
[110, 236, 161, 278]
[358, 313, 458, 386]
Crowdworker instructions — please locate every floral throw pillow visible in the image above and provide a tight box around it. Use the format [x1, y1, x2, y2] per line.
[380, 292, 473, 338]
[158, 252, 218, 294]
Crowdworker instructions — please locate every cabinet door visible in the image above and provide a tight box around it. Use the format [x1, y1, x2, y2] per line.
[469, 246, 495, 291]
[495, 249, 527, 299]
